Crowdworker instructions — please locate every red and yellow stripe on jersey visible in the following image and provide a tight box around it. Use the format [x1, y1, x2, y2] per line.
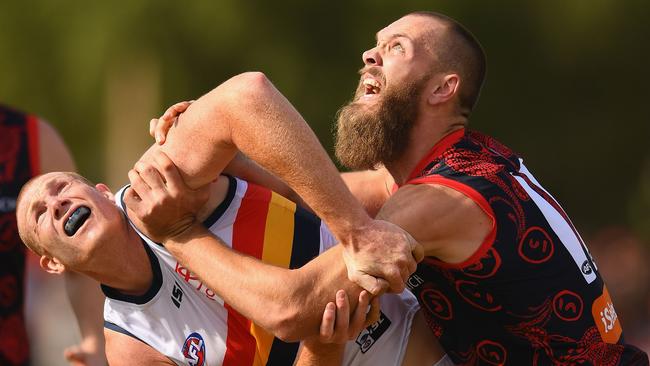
[221, 180, 323, 366]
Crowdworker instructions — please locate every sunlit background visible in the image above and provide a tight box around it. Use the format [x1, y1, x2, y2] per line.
[1, 1, 648, 364]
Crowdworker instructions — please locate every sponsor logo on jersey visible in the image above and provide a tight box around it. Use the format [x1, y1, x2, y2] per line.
[182, 332, 206, 366]
[171, 281, 184, 308]
[581, 260, 593, 275]
[175, 262, 221, 303]
[592, 286, 622, 344]
[356, 311, 391, 353]
[406, 274, 424, 290]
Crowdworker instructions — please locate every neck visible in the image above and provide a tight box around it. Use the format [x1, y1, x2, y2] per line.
[386, 114, 466, 185]
[85, 216, 153, 296]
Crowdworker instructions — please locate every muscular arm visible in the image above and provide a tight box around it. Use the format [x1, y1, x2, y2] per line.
[148, 72, 371, 237]
[376, 183, 493, 263]
[139, 72, 421, 294]
[164, 225, 362, 342]
[38, 119, 107, 365]
[104, 329, 174, 366]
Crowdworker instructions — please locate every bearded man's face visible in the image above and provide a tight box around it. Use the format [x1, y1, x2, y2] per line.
[334, 76, 427, 170]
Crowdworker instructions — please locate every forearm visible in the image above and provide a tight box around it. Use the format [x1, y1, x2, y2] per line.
[165, 224, 362, 341]
[157, 72, 372, 243]
[295, 341, 344, 366]
[64, 272, 106, 353]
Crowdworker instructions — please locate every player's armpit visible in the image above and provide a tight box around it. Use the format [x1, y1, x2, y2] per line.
[376, 183, 493, 264]
[341, 167, 394, 218]
[105, 329, 175, 366]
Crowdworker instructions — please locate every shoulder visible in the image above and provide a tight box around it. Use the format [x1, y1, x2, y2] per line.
[377, 182, 493, 262]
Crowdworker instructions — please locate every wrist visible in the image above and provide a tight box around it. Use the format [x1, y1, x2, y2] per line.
[164, 222, 209, 247]
[327, 211, 372, 249]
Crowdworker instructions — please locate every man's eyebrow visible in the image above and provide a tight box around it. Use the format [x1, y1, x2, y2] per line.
[376, 33, 411, 46]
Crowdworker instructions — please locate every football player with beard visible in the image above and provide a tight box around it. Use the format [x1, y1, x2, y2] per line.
[147, 11, 648, 366]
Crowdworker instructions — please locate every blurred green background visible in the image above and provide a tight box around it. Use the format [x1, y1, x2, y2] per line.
[1, 0, 649, 362]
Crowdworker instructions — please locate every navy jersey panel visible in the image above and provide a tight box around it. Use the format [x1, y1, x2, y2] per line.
[404, 129, 648, 366]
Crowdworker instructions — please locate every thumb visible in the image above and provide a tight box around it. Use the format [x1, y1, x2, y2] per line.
[350, 272, 388, 296]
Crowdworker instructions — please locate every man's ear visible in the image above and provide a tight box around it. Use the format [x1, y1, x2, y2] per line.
[427, 74, 460, 106]
[40, 255, 66, 275]
[96, 183, 115, 201]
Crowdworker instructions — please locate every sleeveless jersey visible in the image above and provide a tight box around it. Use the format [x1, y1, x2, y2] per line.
[105, 176, 419, 366]
[0, 105, 40, 366]
[403, 129, 648, 366]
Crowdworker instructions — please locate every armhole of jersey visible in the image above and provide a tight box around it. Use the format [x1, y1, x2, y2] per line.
[26, 115, 40, 176]
[100, 240, 163, 304]
[104, 320, 144, 342]
[202, 175, 237, 228]
[407, 175, 497, 269]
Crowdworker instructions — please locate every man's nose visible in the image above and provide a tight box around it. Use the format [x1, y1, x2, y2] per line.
[362, 47, 382, 66]
[48, 198, 71, 221]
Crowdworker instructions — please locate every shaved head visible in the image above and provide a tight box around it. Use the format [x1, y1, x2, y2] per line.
[16, 172, 93, 255]
[410, 11, 487, 115]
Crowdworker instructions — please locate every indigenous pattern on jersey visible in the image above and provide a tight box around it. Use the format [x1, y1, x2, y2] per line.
[402, 129, 648, 366]
[105, 176, 418, 365]
[0, 105, 39, 366]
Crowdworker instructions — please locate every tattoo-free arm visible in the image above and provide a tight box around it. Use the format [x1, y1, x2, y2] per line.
[142, 73, 422, 294]
[164, 224, 362, 342]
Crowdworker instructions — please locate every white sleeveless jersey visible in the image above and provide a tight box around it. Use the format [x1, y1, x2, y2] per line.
[104, 176, 419, 365]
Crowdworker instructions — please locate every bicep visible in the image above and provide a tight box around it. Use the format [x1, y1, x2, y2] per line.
[105, 329, 174, 365]
[376, 183, 492, 261]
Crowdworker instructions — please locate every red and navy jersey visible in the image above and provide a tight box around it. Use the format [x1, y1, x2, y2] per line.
[402, 129, 648, 365]
[0, 105, 40, 366]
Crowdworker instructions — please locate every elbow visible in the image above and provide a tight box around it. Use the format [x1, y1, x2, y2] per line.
[271, 313, 306, 342]
[224, 71, 274, 101]
[264, 298, 305, 342]
[262, 274, 314, 342]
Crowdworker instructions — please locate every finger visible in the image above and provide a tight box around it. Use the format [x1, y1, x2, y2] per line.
[365, 295, 381, 327]
[320, 302, 337, 340]
[348, 290, 370, 339]
[383, 267, 405, 293]
[152, 151, 183, 192]
[150, 118, 161, 140]
[134, 161, 166, 191]
[155, 117, 176, 145]
[128, 169, 151, 197]
[351, 272, 389, 296]
[122, 184, 141, 209]
[406, 255, 417, 277]
[400, 261, 412, 284]
[412, 240, 425, 263]
[333, 290, 350, 341]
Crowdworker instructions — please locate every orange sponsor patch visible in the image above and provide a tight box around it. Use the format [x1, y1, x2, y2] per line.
[591, 286, 622, 344]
